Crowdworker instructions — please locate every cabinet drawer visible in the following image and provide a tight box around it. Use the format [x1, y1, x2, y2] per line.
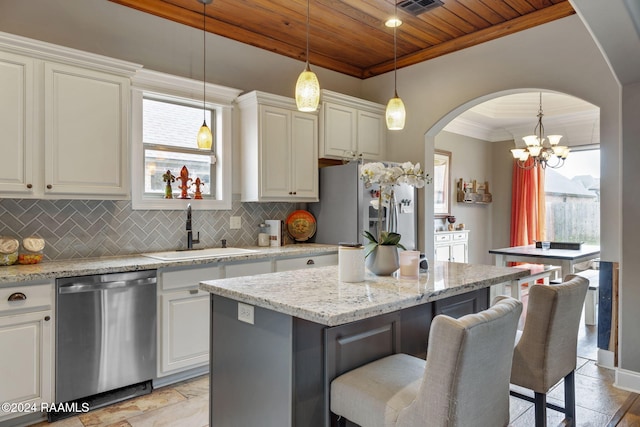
[435, 234, 451, 243]
[0, 282, 53, 313]
[160, 265, 222, 291]
[275, 254, 338, 272]
[225, 261, 272, 278]
[452, 233, 467, 241]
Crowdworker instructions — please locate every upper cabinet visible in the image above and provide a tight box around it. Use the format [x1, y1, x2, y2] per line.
[0, 33, 141, 199]
[319, 90, 387, 161]
[238, 91, 319, 202]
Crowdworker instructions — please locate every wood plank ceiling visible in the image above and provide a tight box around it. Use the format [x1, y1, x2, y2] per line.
[108, 0, 575, 79]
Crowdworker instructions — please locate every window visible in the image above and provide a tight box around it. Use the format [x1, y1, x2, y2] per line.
[142, 98, 216, 198]
[131, 70, 241, 210]
[544, 148, 600, 244]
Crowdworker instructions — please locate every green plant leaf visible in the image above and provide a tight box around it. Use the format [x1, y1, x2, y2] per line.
[364, 242, 378, 258]
[379, 231, 402, 246]
[362, 230, 378, 245]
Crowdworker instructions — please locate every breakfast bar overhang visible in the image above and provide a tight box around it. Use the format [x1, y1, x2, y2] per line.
[200, 263, 528, 427]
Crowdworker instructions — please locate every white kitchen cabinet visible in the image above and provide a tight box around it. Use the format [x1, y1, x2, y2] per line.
[157, 264, 222, 377]
[0, 51, 35, 196]
[160, 289, 210, 374]
[434, 230, 469, 263]
[0, 282, 53, 423]
[319, 90, 386, 161]
[224, 260, 272, 278]
[43, 62, 130, 197]
[238, 91, 318, 202]
[0, 33, 140, 199]
[275, 253, 338, 272]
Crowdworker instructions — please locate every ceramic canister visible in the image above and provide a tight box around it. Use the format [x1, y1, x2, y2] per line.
[339, 243, 365, 283]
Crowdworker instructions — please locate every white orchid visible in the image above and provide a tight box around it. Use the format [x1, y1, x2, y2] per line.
[360, 161, 432, 252]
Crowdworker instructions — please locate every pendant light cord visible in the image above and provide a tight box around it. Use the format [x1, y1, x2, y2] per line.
[393, 1, 398, 96]
[202, 1, 206, 122]
[306, 0, 310, 67]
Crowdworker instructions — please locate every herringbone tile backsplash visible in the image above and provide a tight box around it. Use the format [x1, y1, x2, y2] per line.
[0, 196, 296, 261]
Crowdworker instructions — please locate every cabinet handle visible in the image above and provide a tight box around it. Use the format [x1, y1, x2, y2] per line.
[46, 184, 53, 189]
[288, 192, 292, 195]
[8, 292, 26, 302]
[26, 183, 33, 189]
[189, 289, 198, 295]
[44, 316, 50, 321]
[293, 191, 297, 195]
[306, 259, 315, 265]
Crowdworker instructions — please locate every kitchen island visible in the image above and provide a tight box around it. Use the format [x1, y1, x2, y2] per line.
[200, 262, 528, 427]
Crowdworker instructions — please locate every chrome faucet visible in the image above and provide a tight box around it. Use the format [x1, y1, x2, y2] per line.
[186, 203, 200, 249]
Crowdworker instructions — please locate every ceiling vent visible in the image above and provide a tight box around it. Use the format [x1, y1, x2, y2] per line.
[397, 0, 444, 16]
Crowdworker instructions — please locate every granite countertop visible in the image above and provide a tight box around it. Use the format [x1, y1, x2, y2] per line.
[0, 244, 338, 285]
[200, 262, 528, 326]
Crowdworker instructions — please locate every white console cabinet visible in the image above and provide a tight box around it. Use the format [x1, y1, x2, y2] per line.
[434, 230, 469, 263]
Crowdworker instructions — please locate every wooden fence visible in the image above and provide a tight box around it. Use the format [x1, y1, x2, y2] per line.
[545, 202, 600, 245]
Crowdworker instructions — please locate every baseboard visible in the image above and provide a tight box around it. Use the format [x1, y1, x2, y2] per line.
[598, 349, 616, 369]
[153, 365, 209, 389]
[615, 368, 640, 394]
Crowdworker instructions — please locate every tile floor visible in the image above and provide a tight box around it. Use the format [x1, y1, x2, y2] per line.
[30, 286, 630, 427]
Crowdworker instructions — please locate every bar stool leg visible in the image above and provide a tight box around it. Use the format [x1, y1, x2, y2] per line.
[564, 370, 576, 426]
[534, 392, 548, 427]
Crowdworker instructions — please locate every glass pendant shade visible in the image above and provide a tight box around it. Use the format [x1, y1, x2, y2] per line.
[386, 95, 406, 130]
[197, 121, 213, 149]
[547, 134, 563, 145]
[296, 63, 320, 112]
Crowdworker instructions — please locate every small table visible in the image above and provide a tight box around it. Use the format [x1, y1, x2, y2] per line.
[489, 244, 600, 299]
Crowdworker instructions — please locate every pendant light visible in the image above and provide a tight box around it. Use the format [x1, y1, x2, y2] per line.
[385, 3, 406, 130]
[196, 0, 213, 149]
[295, 0, 320, 112]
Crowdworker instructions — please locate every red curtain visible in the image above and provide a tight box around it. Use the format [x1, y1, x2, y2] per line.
[510, 159, 546, 247]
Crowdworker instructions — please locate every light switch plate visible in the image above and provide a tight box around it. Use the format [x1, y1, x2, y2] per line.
[230, 216, 242, 229]
[238, 302, 254, 324]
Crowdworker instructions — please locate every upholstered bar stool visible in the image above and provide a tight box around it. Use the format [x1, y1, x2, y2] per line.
[510, 275, 589, 427]
[330, 297, 523, 427]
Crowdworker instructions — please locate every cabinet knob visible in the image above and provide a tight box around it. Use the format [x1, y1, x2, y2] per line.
[26, 183, 33, 189]
[44, 316, 51, 321]
[306, 259, 315, 265]
[288, 192, 293, 195]
[46, 184, 53, 189]
[189, 289, 198, 295]
[8, 292, 26, 302]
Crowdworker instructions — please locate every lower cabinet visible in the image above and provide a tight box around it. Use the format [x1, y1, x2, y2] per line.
[157, 264, 222, 377]
[159, 289, 210, 374]
[0, 282, 53, 423]
[434, 230, 469, 263]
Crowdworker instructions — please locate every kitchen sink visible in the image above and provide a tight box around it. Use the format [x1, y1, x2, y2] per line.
[142, 247, 258, 261]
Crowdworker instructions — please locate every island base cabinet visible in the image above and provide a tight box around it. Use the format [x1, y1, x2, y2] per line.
[211, 295, 293, 427]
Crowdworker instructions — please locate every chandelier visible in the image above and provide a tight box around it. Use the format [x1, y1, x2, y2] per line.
[511, 93, 570, 169]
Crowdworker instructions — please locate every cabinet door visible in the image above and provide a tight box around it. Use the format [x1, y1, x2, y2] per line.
[0, 52, 35, 196]
[357, 110, 386, 160]
[435, 245, 451, 262]
[320, 102, 356, 159]
[0, 311, 52, 421]
[225, 260, 272, 278]
[159, 290, 210, 375]
[259, 105, 291, 198]
[44, 62, 129, 197]
[291, 112, 318, 200]
[451, 242, 468, 263]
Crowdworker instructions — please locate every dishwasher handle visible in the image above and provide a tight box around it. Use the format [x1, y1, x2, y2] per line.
[58, 277, 157, 294]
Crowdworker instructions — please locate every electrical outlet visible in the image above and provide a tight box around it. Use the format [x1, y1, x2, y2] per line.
[238, 302, 254, 324]
[230, 216, 242, 229]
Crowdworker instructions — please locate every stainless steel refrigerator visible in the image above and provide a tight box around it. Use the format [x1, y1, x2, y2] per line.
[309, 161, 418, 250]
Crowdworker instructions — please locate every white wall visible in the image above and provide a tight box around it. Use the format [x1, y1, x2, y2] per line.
[361, 15, 621, 266]
[435, 131, 494, 265]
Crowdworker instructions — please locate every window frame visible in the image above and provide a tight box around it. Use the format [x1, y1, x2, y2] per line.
[131, 69, 241, 210]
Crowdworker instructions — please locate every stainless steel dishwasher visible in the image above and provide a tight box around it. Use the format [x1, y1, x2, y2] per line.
[55, 270, 157, 407]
